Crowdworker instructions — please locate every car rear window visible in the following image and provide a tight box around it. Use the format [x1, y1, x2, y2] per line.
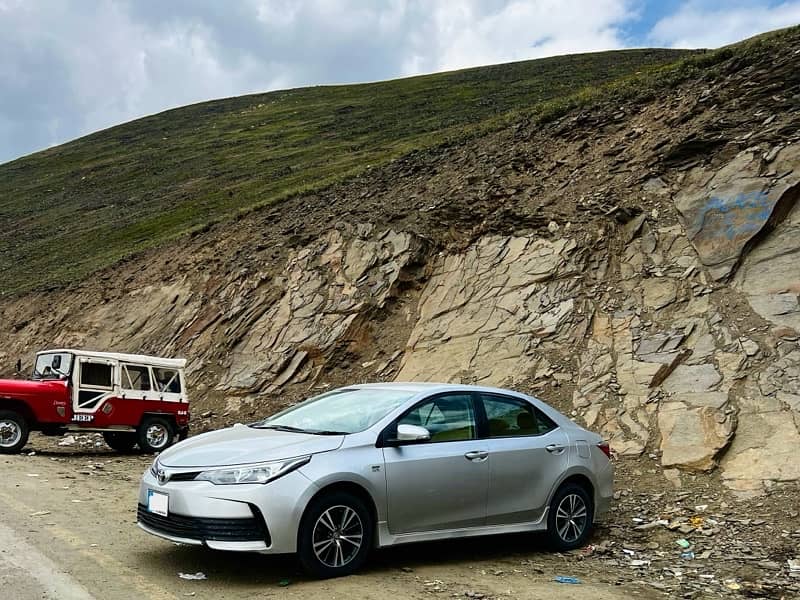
[480, 394, 557, 437]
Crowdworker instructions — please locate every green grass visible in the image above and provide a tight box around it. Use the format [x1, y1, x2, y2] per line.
[0, 48, 698, 294]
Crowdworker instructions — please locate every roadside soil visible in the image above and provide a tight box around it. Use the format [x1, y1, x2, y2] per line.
[0, 434, 798, 600]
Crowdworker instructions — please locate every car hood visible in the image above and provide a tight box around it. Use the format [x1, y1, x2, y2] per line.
[157, 424, 344, 468]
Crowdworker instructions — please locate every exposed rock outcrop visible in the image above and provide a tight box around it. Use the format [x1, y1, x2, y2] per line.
[397, 236, 585, 384]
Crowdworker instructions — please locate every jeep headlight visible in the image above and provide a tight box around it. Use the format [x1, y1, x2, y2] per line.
[195, 456, 310, 485]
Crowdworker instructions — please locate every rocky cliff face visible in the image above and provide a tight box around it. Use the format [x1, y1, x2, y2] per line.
[2, 30, 799, 498]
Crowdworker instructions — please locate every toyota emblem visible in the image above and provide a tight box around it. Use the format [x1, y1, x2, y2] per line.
[157, 468, 168, 485]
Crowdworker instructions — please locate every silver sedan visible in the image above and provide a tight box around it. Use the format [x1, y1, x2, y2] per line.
[137, 383, 613, 578]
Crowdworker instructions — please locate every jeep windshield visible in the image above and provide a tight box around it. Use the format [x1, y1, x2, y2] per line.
[32, 352, 73, 380]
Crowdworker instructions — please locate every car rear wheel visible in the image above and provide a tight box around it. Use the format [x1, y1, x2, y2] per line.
[137, 417, 174, 453]
[546, 482, 594, 551]
[0, 410, 29, 454]
[103, 431, 138, 452]
[298, 491, 373, 578]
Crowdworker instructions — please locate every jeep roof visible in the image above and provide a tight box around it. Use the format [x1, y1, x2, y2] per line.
[37, 349, 186, 369]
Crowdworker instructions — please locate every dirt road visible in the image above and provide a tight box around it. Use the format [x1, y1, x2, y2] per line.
[0, 435, 663, 600]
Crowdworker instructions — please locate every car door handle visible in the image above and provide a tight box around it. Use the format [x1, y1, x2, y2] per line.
[464, 450, 488, 461]
[546, 444, 566, 454]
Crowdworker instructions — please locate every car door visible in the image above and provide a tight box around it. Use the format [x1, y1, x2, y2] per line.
[478, 393, 569, 525]
[382, 393, 489, 534]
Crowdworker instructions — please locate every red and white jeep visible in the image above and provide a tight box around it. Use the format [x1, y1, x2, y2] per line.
[0, 349, 190, 454]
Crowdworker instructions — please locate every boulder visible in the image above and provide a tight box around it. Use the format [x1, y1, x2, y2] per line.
[661, 363, 722, 394]
[674, 146, 800, 280]
[734, 179, 800, 332]
[642, 278, 678, 310]
[658, 402, 734, 471]
[722, 406, 800, 495]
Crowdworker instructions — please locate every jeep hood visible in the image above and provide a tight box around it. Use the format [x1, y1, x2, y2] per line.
[157, 424, 344, 468]
[0, 378, 68, 399]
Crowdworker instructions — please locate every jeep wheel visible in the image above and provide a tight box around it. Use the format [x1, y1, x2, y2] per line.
[103, 431, 138, 453]
[0, 411, 29, 454]
[137, 417, 174, 453]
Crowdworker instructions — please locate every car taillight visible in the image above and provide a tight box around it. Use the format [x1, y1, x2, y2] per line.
[597, 441, 611, 459]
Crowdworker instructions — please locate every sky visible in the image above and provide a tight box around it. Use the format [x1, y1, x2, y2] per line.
[1, 0, 799, 164]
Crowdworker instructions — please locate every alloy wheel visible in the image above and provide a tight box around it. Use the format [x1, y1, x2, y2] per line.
[311, 505, 364, 568]
[555, 493, 588, 543]
[145, 424, 169, 449]
[0, 419, 22, 448]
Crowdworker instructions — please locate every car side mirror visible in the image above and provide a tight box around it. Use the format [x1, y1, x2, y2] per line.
[395, 424, 431, 443]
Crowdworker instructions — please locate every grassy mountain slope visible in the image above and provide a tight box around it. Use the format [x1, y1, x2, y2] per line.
[0, 48, 693, 295]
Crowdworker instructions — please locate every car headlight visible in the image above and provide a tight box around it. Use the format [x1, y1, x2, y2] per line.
[149, 457, 160, 478]
[195, 456, 311, 485]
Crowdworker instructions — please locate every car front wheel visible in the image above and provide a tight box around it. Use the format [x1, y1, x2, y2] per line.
[546, 482, 594, 551]
[298, 491, 373, 578]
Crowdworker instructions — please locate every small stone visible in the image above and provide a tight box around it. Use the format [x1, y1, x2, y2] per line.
[740, 338, 759, 356]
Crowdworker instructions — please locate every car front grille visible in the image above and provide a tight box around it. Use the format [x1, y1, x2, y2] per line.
[137, 504, 269, 544]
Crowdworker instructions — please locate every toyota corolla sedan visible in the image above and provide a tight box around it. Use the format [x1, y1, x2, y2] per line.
[137, 383, 613, 578]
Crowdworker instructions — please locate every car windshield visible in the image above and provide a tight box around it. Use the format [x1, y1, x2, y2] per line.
[252, 388, 416, 434]
[32, 352, 73, 380]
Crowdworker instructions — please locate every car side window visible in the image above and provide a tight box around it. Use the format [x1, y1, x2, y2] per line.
[153, 368, 181, 393]
[81, 362, 113, 388]
[77, 361, 114, 410]
[480, 394, 557, 437]
[397, 393, 476, 442]
[121, 364, 152, 391]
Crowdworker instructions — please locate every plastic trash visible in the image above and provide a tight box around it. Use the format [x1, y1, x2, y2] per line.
[676, 539, 691, 549]
[690, 516, 704, 528]
[681, 551, 695, 560]
[554, 576, 581, 584]
[178, 572, 207, 580]
[725, 581, 742, 590]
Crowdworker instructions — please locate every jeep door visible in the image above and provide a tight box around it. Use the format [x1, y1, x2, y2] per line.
[72, 357, 116, 424]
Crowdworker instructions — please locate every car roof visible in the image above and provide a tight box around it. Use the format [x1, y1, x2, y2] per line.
[38, 349, 186, 369]
[342, 382, 529, 396]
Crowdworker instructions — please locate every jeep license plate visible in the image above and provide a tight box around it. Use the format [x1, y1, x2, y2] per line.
[147, 490, 168, 517]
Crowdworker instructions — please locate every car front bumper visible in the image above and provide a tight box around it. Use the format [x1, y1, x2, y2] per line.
[137, 467, 318, 554]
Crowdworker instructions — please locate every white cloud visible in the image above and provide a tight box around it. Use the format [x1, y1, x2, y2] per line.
[412, 0, 631, 74]
[649, 0, 800, 48]
[0, 0, 636, 163]
[1, 0, 793, 164]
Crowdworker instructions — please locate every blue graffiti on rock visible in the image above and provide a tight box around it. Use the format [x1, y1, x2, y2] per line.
[694, 190, 773, 241]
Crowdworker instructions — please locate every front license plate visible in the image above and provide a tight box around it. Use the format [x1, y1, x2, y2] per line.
[147, 490, 169, 517]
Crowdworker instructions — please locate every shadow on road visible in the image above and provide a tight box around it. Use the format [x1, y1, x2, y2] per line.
[132, 530, 586, 586]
